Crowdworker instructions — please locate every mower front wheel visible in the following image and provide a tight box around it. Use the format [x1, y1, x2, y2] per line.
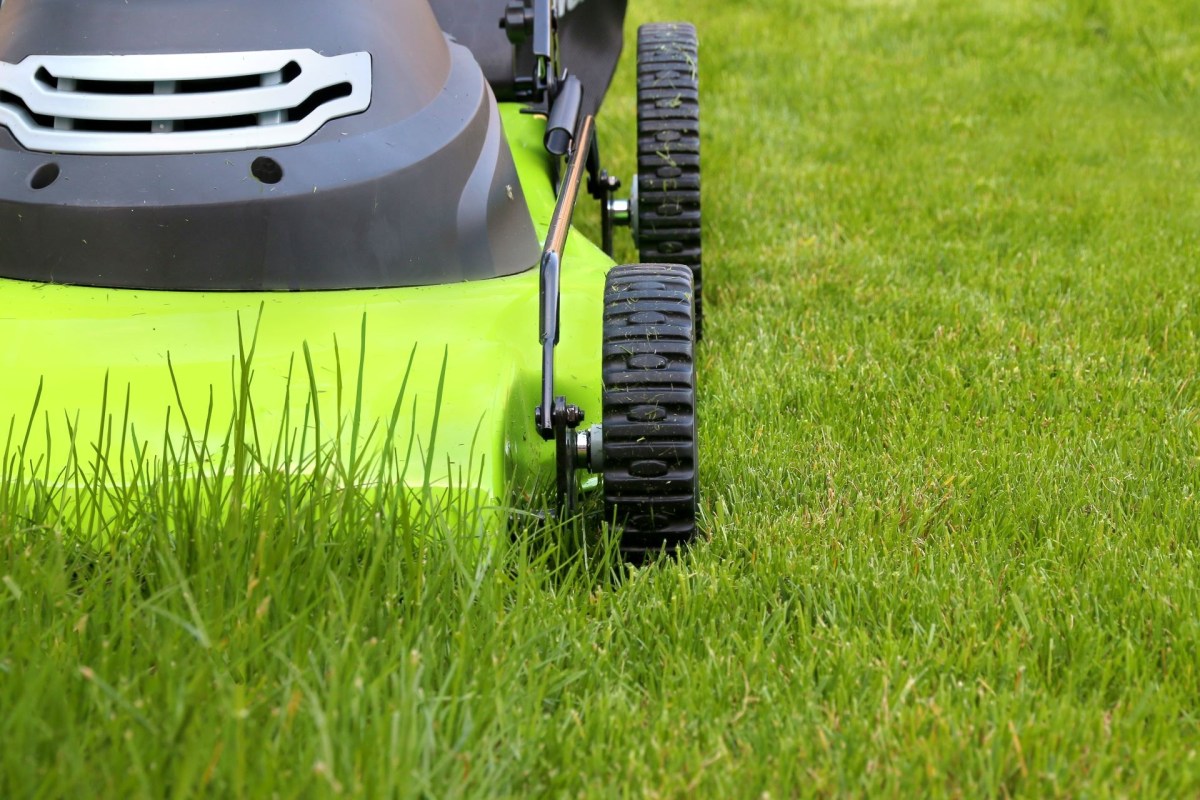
[601, 264, 699, 558]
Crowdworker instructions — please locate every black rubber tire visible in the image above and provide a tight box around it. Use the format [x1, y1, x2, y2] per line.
[601, 264, 699, 558]
[636, 23, 703, 340]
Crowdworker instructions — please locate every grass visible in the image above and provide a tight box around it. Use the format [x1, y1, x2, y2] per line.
[4, 0, 1200, 795]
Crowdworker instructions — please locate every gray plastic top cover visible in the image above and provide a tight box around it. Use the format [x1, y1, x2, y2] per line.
[0, 0, 540, 290]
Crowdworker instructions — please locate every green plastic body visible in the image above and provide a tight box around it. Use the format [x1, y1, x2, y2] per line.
[0, 107, 610, 516]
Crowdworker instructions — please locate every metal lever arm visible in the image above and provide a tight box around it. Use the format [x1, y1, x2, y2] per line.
[536, 113, 595, 440]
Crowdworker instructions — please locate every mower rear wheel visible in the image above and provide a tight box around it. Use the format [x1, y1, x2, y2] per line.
[636, 23, 703, 339]
[601, 264, 698, 557]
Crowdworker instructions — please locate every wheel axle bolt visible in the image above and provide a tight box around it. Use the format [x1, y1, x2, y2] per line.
[576, 424, 604, 471]
[608, 198, 631, 227]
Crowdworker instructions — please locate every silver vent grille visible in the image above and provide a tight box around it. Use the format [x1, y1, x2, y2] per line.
[0, 49, 372, 155]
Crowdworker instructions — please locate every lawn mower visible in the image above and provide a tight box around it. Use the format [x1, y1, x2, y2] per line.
[0, 0, 703, 556]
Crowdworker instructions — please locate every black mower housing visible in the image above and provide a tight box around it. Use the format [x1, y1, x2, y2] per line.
[0, 0, 541, 290]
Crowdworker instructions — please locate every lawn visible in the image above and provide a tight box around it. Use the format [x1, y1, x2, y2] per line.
[4, 0, 1200, 796]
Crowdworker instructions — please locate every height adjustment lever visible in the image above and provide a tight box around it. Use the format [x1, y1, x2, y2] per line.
[534, 114, 596, 516]
[501, 0, 559, 103]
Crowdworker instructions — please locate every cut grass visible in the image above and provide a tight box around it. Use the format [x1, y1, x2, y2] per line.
[4, 0, 1200, 796]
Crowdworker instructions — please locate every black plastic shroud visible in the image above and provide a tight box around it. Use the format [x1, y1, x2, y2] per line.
[0, 0, 539, 290]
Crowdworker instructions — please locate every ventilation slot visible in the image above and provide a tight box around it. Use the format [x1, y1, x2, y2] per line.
[73, 118, 153, 134]
[288, 83, 353, 122]
[174, 114, 260, 133]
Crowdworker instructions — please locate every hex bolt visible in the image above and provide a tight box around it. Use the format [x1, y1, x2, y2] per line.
[564, 404, 585, 426]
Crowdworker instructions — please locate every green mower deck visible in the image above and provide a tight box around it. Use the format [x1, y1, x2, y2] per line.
[0, 108, 609, 525]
